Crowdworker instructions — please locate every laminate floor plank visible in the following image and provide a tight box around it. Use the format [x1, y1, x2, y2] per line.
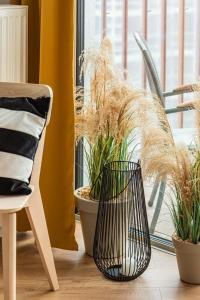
[0, 222, 198, 299]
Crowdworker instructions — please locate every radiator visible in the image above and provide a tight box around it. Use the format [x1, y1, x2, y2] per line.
[0, 5, 28, 82]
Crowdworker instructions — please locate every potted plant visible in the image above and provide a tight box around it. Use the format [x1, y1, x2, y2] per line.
[137, 90, 200, 284]
[74, 39, 144, 256]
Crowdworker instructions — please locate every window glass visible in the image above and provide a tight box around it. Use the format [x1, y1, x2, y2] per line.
[82, 0, 198, 243]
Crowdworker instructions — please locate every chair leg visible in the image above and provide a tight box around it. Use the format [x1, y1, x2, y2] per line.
[149, 180, 166, 234]
[148, 180, 159, 207]
[25, 189, 59, 291]
[2, 213, 16, 300]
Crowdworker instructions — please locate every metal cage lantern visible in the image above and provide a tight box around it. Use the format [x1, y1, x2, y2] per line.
[93, 161, 151, 281]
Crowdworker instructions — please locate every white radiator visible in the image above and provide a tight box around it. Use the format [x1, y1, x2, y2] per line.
[0, 5, 28, 82]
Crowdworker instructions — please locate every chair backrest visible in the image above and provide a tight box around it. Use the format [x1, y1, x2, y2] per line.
[0, 82, 53, 186]
[134, 32, 165, 106]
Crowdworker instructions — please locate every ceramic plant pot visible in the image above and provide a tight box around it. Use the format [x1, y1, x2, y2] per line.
[74, 187, 99, 256]
[172, 234, 200, 284]
[75, 186, 130, 258]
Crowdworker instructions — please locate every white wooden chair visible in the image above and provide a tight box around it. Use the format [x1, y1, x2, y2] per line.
[0, 82, 59, 300]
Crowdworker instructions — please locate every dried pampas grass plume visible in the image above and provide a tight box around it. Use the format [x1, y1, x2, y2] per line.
[74, 38, 152, 199]
[75, 37, 145, 146]
[138, 81, 200, 207]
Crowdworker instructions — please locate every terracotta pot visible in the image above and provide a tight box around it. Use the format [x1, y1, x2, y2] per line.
[172, 234, 200, 284]
[74, 187, 99, 256]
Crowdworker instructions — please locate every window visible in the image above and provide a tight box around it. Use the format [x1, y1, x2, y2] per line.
[85, 0, 199, 128]
[77, 0, 199, 250]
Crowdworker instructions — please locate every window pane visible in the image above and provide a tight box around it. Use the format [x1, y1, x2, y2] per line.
[83, 0, 198, 246]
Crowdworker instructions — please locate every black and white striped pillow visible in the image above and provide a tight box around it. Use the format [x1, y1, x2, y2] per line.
[0, 97, 50, 195]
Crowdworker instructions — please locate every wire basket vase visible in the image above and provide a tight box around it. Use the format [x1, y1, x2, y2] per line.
[93, 161, 151, 281]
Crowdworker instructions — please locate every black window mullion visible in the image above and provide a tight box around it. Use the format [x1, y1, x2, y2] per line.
[75, 0, 85, 189]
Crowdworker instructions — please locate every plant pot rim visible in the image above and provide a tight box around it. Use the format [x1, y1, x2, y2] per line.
[172, 233, 200, 247]
[74, 186, 97, 202]
[74, 186, 99, 215]
[74, 185, 131, 207]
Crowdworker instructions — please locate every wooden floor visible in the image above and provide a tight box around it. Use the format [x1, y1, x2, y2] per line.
[0, 222, 200, 300]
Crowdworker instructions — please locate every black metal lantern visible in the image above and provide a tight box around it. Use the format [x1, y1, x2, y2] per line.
[93, 161, 151, 281]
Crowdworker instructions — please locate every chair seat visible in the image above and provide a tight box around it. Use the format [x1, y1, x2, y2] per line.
[0, 191, 32, 213]
[172, 127, 197, 147]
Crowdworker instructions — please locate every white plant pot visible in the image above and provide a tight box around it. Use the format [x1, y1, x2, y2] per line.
[172, 234, 200, 284]
[74, 187, 99, 256]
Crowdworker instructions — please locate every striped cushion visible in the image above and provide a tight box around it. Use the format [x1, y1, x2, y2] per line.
[0, 97, 50, 195]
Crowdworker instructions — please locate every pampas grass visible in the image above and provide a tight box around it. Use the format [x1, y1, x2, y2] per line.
[137, 83, 200, 243]
[75, 38, 145, 199]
